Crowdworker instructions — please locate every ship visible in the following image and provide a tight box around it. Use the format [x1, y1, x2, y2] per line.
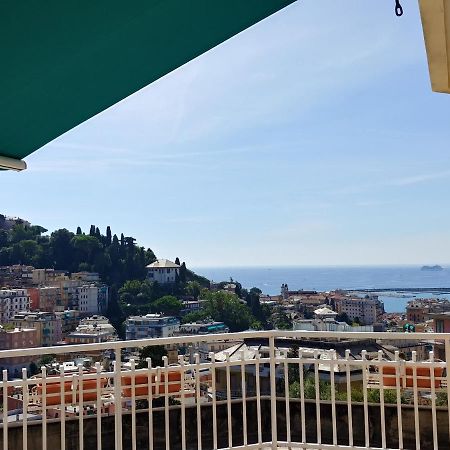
[421, 265, 444, 271]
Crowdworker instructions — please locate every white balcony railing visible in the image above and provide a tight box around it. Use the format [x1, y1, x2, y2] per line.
[1, 330, 450, 449]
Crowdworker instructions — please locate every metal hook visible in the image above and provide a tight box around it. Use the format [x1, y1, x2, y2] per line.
[395, 0, 403, 16]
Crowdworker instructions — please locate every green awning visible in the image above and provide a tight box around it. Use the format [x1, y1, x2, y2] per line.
[0, 1, 296, 169]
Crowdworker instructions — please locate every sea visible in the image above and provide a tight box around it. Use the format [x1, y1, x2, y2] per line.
[192, 266, 450, 314]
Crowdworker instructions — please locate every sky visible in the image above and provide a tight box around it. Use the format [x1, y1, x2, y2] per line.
[2, 0, 450, 267]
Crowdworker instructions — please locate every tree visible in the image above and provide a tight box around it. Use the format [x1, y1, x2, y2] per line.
[38, 354, 55, 367]
[137, 346, 167, 368]
[89, 225, 96, 236]
[0, 229, 8, 247]
[245, 288, 268, 326]
[71, 234, 101, 264]
[50, 228, 75, 269]
[272, 307, 292, 330]
[120, 280, 144, 297]
[186, 281, 201, 300]
[29, 362, 39, 376]
[182, 310, 209, 324]
[175, 257, 180, 266]
[106, 226, 112, 246]
[76, 226, 82, 235]
[179, 262, 187, 283]
[201, 291, 254, 332]
[152, 296, 183, 315]
[336, 312, 351, 325]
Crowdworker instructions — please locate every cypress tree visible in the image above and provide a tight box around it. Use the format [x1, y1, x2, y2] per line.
[179, 262, 187, 283]
[106, 226, 112, 246]
[175, 257, 180, 266]
[89, 225, 96, 236]
[76, 226, 82, 235]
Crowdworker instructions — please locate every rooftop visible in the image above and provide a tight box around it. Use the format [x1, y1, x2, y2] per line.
[146, 259, 180, 269]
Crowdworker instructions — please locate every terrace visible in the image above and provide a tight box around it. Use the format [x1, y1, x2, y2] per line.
[1, 330, 450, 449]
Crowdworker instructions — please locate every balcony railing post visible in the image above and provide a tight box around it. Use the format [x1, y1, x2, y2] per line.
[2, 369, 8, 450]
[22, 367, 28, 450]
[445, 337, 450, 446]
[42, 365, 48, 450]
[114, 348, 123, 450]
[77, 363, 83, 450]
[269, 334, 277, 449]
[180, 354, 187, 450]
[394, 350, 403, 449]
[95, 361, 102, 450]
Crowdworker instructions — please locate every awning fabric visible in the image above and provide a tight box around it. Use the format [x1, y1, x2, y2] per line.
[419, 0, 450, 93]
[0, 1, 296, 163]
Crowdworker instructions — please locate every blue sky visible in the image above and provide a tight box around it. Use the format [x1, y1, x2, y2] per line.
[2, 1, 450, 267]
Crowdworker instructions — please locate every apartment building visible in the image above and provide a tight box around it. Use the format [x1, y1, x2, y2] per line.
[406, 299, 450, 323]
[77, 284, 101, 314]
[32, 268, 69, 285]
[126, 314, 180, 340]
[0, 265, 34, 287]
[334, 296, 380, 325]
[0, 288, 30, 323]
[10, 311, 62, 346]
[0, 325, 38, 376]
[47, 280, 108, 314]
[66, 316, 117, 344]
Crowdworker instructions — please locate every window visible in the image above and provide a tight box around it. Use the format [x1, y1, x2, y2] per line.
[435, 319, 444, 333]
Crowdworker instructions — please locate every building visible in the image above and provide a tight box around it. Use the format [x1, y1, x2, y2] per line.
[66, 315, 117, 344]
[55, 309, 80, 336]
[429, 312, 450, 360]
[76, 284, 100, 314]
[179, 321, 229, 335]
[10, 311, 62, 347]
[181, 299, 206, 314]
[293, 306, 375, 332]
[37, 286, 63, 312]
[32, 268, 68, 285]
[146, 259, 180, 284]
[0, 265, 34, 287]
[96, 284, 109, 313]
[71, 271, 100, 282]
[0, 325, 38, 376]
[0, 288, 30, 322]
[212, 342, 289, 397]
[406, 299, 450, 324]
[0, 216, 31, 229]
[334, 296, 380, 325]
[281, 284, 318, 300]
[126, 314, 180, 340]
[45, 279, 108, 314]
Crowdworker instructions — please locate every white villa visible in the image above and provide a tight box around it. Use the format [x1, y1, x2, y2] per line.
[146, 259, 180, 284]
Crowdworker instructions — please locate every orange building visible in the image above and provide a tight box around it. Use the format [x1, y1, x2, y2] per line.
[28, 287, 40, 310]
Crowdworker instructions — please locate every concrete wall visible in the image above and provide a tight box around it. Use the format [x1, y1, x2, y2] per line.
[1, 399, 448, 449]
